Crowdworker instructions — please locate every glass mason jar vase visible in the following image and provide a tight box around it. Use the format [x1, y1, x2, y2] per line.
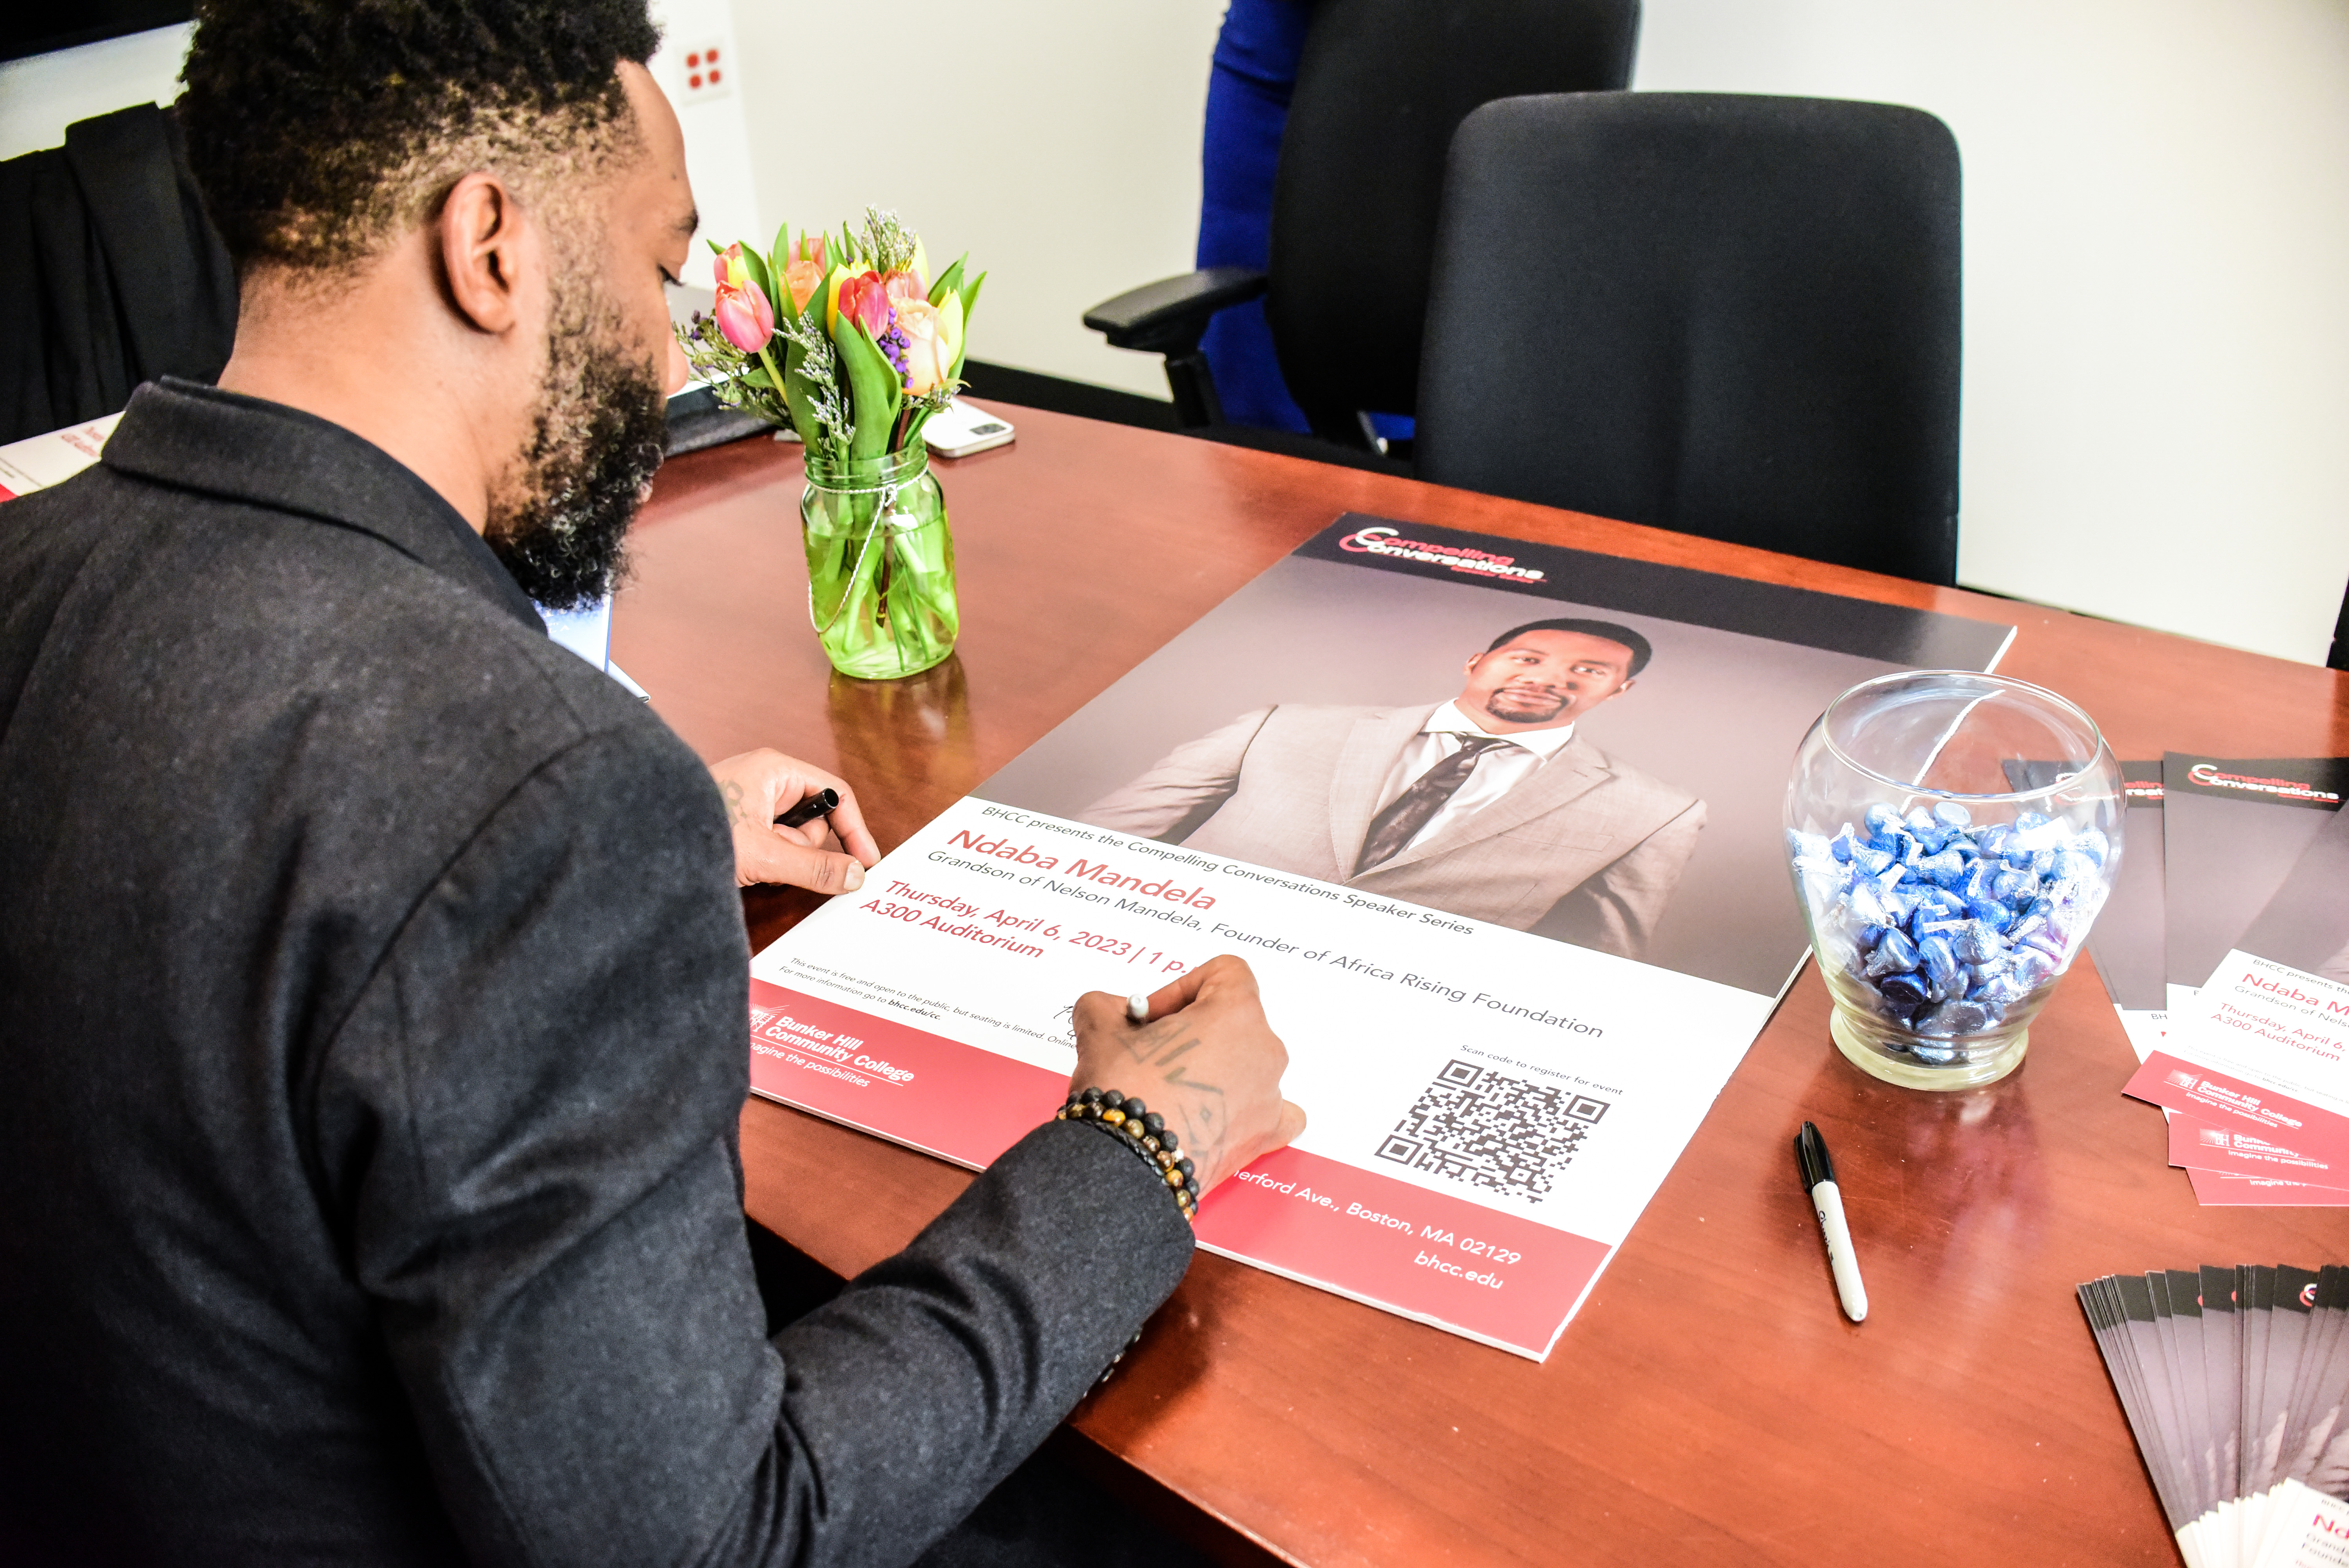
[1784, 671, 2125, 1090]
[800, 445, 958, 680]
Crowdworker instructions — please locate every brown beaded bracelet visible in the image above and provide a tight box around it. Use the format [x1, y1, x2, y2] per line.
[1055, 1086, 1201, 1225]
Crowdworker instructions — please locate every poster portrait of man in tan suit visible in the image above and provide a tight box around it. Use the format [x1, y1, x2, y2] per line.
[1080, 620, 1706, 960]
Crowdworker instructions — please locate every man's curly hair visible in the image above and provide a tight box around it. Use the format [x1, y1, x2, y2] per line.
[179, 0, 660, 273]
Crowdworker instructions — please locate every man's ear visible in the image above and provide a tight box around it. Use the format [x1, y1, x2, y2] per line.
[438, 171, 533, 335]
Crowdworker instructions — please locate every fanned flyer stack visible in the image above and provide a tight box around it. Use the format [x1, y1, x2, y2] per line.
[2079, 1265, 2349, 1566]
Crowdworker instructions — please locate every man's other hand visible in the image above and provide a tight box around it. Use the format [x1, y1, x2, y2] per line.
[1070, 956, 1306, 1198]
[707, 749, 882, 892]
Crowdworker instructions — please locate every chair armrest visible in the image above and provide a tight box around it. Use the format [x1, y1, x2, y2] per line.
[1082, 267, 1268, 354]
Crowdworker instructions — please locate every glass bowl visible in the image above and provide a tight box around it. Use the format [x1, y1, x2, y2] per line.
[1785, 671, 2124, 1089]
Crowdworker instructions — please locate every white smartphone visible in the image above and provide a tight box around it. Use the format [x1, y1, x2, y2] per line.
[922, 399, 1016, 458]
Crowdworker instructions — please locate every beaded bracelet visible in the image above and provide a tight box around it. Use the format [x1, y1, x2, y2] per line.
[1056, 1086, 1201, 1225]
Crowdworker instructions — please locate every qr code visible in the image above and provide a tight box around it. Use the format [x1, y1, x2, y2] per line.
[1373, 1059, 1611, 1201]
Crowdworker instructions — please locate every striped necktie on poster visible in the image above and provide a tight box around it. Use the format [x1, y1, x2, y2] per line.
[1353, 736, 1516, 875]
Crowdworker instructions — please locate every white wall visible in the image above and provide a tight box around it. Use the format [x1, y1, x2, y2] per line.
[11, 5, 2344, 664]
[724, 0, 2349, 666]
[0, 24, 193, 161]
[727, 0, 1221, 401]
[0, 12, 766, 260]
[643, 0, 763, 267]
[1633, 0, 2349, 667]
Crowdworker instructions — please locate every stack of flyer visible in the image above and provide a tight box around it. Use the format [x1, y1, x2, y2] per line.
[2092, 756, 2349, 1205]
[748, 512, 2012, 1358]
[2079, 1263, 2349, 1568]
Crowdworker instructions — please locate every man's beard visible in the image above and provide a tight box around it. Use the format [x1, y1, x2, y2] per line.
[484, 280, 667, 611]
[1483, 685, 1570, 725]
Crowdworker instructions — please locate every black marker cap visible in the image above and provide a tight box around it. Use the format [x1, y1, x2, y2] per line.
[775, 787, 841, 829]
[1794, 1121, 1837, 1191]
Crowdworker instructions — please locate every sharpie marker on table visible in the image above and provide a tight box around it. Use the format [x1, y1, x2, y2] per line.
[1795, 1121, 1868, 1322]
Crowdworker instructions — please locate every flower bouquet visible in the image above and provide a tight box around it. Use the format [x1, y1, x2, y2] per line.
[677, 207, 984, 679]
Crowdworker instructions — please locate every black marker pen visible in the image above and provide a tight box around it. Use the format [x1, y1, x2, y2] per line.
[776, 788, 839, 830]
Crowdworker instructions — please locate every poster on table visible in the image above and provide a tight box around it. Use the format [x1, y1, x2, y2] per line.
[2158, 755, 2349, 1019]
[2130, 793, 2349, 1199]
[749, 514, 2012, 1358]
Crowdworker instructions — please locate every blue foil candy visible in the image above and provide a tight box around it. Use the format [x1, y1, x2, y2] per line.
[1918, 850, 1967, 888]
[1799, 802, 2113, 1051]
[1965, 893, 2011, 929]
[1918, 934, 1962, 999]
[1880, 972, 1931, 1005]
[1866, 928, 1921, 976]
[1919, 999, 1996, 1037]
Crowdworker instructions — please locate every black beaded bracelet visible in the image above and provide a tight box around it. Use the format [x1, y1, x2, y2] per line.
[1055, 1086, 1201, 1225]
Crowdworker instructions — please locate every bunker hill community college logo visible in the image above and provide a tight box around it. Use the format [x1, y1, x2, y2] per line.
[1337, 525, 1550, 584]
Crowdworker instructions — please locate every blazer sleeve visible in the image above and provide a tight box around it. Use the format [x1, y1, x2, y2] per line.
[317, 723, 1192, 1568]
[1532, 795, 1707, 961]
[1079, 706, 1278, 842]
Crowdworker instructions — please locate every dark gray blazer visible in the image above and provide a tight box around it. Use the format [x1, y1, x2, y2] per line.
[0, 381, 1192, 1566]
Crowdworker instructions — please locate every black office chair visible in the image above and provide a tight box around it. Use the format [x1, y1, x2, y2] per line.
[1416, 93, 1962, 586]
[0, 102, 239, 445]
[2329, 579, 2349, 672]
[1084, 0, 1640, 453]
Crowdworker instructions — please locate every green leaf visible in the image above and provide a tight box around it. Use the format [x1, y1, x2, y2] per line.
[832, 312, 902, 460]
[928, 255, 967, 307]
[960, 271, 986, 324]
[764, 341, 820, 446]
[902, 405, 937, 451]
[777, 339, 820, 445]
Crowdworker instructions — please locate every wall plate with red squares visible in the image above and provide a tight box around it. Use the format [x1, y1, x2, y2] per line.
[674, 39, 732, 103]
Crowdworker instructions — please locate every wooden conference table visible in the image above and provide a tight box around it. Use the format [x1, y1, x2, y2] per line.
[615, 403, 2349, 1566]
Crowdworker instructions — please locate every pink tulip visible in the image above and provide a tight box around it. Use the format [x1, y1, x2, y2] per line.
[836, 271, 892, 337]
[713, 275, 774, 353]
[713, 242, 753, 291]
[895, 299, 952, 395]
[881, 268, 926, 308]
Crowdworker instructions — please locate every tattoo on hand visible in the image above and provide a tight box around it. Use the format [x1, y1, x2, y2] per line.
[1123, 1025, 1228, 1168]
[721, 779, 752, 829]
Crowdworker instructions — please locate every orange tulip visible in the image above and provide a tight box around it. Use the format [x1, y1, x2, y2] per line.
[783, 255, 824, 314]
